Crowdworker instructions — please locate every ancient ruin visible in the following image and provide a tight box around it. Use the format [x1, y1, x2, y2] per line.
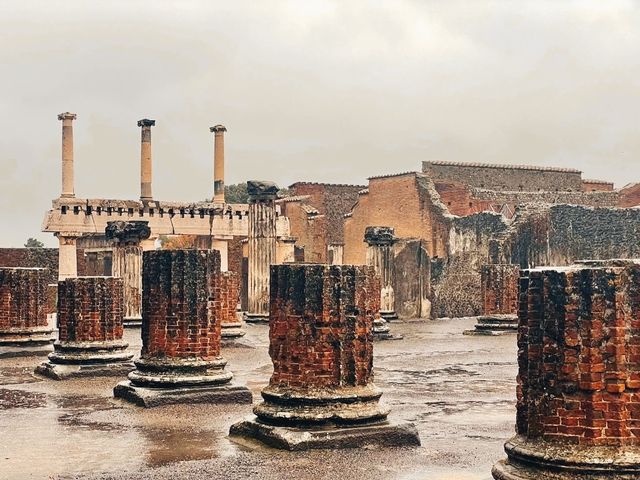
[0, 267, 55, 357]
[35, 276, 133, 380]
[217, 271, 245, 340]
[230, 263, 420, 450]
[493, 261, 640, 479]
[114, 249, 251, 407]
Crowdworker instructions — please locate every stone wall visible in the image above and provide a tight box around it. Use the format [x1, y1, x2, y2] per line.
[57, 277, 124, 342]
[0, 248, 87, 283]
[481, 264, 520, 315]
[423, 160, 583, 192]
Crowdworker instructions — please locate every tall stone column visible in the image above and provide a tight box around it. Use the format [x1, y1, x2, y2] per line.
[105, 221, 151, 327]
[230, 264, 420, 450]
[36, 277, 133, 379]
[57, 233, 79, 280]
[58, 112, 76, 198]
[493, 260, 640, 479]
[364, 226, 397, 320]
[138, 118, 155, 202]
[0, 268, 55, 357]
[114, 249, 252, 407]
[210, 124, 226, 204]
[245, 180, 278, 323]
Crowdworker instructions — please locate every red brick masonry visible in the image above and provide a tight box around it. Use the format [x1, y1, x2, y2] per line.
[481, 264, 520, 316]
[0, 268, 49, 333]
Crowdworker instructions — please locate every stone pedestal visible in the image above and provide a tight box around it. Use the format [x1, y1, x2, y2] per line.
[365, 226, 398, 320]
[245, 181, 278, 323]
[138, 119, 155, 201]
[0, 268, 55, 358]
[230, 264, 420, 450]
[464, 314, 518, 336]
[106, 220, 151, 327]
[218, 271, 245, 341]
[36, 277, 133, 380]
[114, 250, 251, 407]
[492, 262, 640, 479]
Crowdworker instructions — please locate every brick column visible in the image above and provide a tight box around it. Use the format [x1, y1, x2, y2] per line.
[364, 226, 397, 319]
[58, 112, 76, 198]
[493, 260, 640, 479]
[245, 180, 278, 323]
[138, 118, 155, 202]
[210, 124, 226, 204]
[218, 271, 245, 340]
[0, 268, 55, 357]
[230, 264, 420, 450]
[36, 277, 133, 379]
[114, 249, 251, 407]
[106, 220, 151, 327]
[466, 264, 520, 336]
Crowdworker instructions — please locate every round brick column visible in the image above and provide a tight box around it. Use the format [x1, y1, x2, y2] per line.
[230, 264, 420, 449]
[36, 276, 133, 379]
[114, 250, 251, 407]
[493, 261, 640, 479]
[0, 268, 55, 357]
[218, 271, 245, 339]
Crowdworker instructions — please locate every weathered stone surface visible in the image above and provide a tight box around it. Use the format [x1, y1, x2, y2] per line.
[36, 276, 133, 380]
[114, 250, 250, 407]
[0, 268, 55, 358]
[493, 263, 640, 479]
[247, 180, 279, 199]
[365, 226, 398, 321]
[230, 264, 419, 449]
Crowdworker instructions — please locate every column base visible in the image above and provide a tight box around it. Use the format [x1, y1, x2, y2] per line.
[373, 317, 403, 341]
[380, 310, 398, 321]
[221, 321, 246, 339]
[114, 380, 253, 408]
[0, 327, 56, 358]
[123, 316, 142, 328]
[244, 312, 269, 323]
[229, 417, 420, 451]
[464, 314, 518, 336]
[35, 360, 134, 380]
[492, 435, 640, 480]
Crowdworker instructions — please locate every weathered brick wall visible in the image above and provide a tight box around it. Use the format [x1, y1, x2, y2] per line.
[517, 263, 640, 446]
[0, 268, 48, 330]
[268, 264, 378, 389]
[469, 187, 619, 209]
[216, 271, 239, 325]
[618, 183, 640, 208]
[582, 180, 614, 192]
[481, 264, 520, 315]
[279, 200, 328, 262]
[57, 277, 124, 342]
[423, 160, 583, 192]
[0, 248, 88, 283]
[142, 249, 221, 359]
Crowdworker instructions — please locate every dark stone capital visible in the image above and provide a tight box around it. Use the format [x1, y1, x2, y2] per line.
[137, 119, 156, 128]
[247, 180, 279, 201]
[364, 226, 396, 246]
[210, 124, 227, 133]
[58, 112, 77, 121]
[106, 221, 151, 244]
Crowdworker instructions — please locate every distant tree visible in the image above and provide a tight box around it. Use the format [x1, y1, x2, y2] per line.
[24, 238, 44, 248]
[224, 183, 249, 203]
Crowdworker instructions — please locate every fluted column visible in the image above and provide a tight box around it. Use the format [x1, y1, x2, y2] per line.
[138, 119, 155, 201]
[364, 226, 397, 319]
[58, 112, 76, 198]
[245, 181, 278, 322]
[210, 124, 226, 204]
[106, 221, 151, 327]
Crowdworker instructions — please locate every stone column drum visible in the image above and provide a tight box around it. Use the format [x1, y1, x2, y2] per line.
[36, 277, 133, 380]
[114, 250, 252, 407]
[493, 261, 640, 479]
[218, 271, 245, 340]
[465, 264, 520, 336]
[230, 264, 420, 450]
[106, 220, 151, 327]
[365, 226, 397, 320]
[0, 268, 55, 358]
[245, 180, 278, 323]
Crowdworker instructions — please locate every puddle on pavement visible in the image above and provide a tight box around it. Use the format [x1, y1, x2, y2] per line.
[143, 428, 236, 467]
[0, 388, 46, 409]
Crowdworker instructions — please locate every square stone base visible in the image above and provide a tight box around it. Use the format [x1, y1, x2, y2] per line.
[114, 380, 253, 408]
[229, 417, 421, 450]
[35, 361, 134, 380]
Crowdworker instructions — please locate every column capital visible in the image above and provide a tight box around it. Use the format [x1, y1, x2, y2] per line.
[105, 221, 151, 244]
[210, 124, 227, 133]
[364, 226, 396, 246]
[247, 180, 279, 202]
[58, 112, 77, 121]
[137, 118, 156, 128]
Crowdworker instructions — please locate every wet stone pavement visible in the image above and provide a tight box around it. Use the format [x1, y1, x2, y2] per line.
[0, 317, 517, 480]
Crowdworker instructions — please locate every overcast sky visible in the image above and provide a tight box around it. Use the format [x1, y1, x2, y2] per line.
[1, 0, 639, 247]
